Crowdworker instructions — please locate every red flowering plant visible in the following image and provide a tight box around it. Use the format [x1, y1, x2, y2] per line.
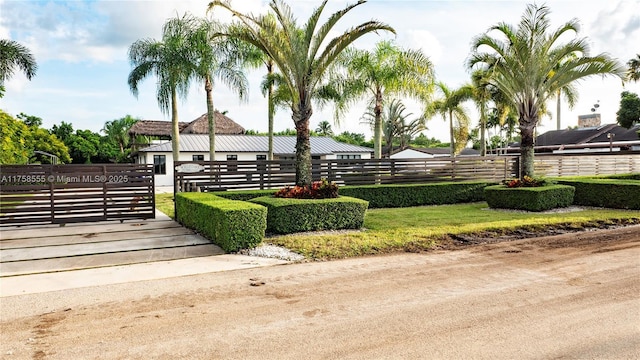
[274, 178, 339, 199]
[502, 175, 548, 188]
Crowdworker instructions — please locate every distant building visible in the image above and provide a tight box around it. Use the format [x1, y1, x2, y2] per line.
[390, 147, 479, 159]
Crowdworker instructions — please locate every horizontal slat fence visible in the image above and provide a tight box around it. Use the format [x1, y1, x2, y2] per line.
[175, 156, 518, 192]
[534, 153, 640, 177]
[0, 164, 155, 226]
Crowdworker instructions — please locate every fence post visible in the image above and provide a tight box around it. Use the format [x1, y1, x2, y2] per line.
[102, 165, 108, 221]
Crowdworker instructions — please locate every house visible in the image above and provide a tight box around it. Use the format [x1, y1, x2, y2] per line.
[136, 134, 374, 186]
[129, 111, 245, 152]
[503, 124, 640, 154]
[390, 147, 480, 159]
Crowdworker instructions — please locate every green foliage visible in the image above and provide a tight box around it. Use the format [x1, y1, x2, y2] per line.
[616, 91, 640, 128]
[484, 184, 575, 212]
[176, 193, 266, 252]
[557, 179, 640, 209]
[51, 121, 112, 163]
[333, 131, 369, 146]
[502, 175, 548, 188]
[0, 110, 70, 164]
[339, 182, 493, 208]
[212, 189, 276, 201]
[101, 115, 139, 163]
[250, 196, 369, 234]
[16, 112, 42, 128]
[412, 133, 444, 147]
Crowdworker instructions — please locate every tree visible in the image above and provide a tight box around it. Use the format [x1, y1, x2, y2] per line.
[165, 14, 249, 162]
[315, 120, 334, 136]
[128, 17, 195, 162]
[461, 70, 492, 156]
[469, 3, 625, 178]
[361, 98, 425, 155]
[616, 91, 640, 128]
[0, 39, 37, 88]
[101, 115, 139, 162]
[331, 40, 434, 159]
[627, 54, 640, 82]
[1, 111, 70, 164]
[209, 0, 394, 186]
[430, 82, 471, 157]
[16, 112, 43, 128]
[333, 131, 367, 146]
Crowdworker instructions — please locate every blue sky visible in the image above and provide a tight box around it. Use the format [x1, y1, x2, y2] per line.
[1, 0, 639, 142]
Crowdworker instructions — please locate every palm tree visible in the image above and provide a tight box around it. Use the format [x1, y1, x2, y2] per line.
[362, 99, 425, 156]
[331, 40, 435, 159]
[315, 120, 334, 136]
[101, 115, 138, 162]
[165, 14, 249, 162]
[0, 39, 37, 96]
[627, 54, 640, 82]
[468, 4, 625, 178]
[208, 0, 394, 186]
[461, 70, 492, 156]
[430, 82, 471, 157]
[128, 18, 195, 162]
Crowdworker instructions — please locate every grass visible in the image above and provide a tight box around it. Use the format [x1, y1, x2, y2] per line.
[155, 193, 640, 260]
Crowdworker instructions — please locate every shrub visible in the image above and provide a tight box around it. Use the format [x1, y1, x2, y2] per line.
[274, 179, 339, 199]
[250, 196, 369, 234]
[557, 178, 640, 209]
[484, 184, 575, 212]
[339, 181, 494, 208]
[211, 189, 275, 201]
[502, 175, 549, 188]
[176, 193, 267, 252]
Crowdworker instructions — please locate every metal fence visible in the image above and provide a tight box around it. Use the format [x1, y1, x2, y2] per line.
[0, 164, 155, 226]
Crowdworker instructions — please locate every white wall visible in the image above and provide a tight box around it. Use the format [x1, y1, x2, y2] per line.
[390, 149, 434, 159]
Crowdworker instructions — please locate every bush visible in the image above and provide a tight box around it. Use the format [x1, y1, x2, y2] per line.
[211, 189, 275, 201]
[484, 184, 575, 212]
[250, 196, 369, 234]
[557, 179, 640, 209]
[274, 179, 339, 199]
[176, 193, 267, 252]
[339, 181, 494, 208]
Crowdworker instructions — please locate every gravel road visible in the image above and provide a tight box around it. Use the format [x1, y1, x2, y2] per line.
[1, 225, 639, 359]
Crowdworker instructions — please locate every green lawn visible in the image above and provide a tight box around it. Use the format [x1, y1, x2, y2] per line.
[155, 193, 640, 260]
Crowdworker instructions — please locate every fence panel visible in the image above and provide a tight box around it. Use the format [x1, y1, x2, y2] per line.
[0, 164, 155, 226]
[533, 153, 640, 177]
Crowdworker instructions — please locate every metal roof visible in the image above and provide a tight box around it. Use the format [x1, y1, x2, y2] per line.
[139, 134, 373, 155]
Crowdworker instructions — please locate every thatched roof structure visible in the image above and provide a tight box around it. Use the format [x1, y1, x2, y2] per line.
[182, 111, 245, 134]
[128, 111, 244, 137]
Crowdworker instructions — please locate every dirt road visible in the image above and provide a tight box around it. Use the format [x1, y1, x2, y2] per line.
[2, 226, 639, 359]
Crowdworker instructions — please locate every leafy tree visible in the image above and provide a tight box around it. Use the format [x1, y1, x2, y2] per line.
[1, 111, 70, 164]
[627, 54, 640, 82]
[208, 0, 394, 186]
[101, 115, 139, 162]
[331, 40, 434, 159]
[16, 112, 43, 128]
[128, 17, 196, 162]
[333, 131, 368, 147]
[0, 39, 37, 91]
[50, 121, 75, 143]
[430, 82, 471, 156]
[315, 120, 334, 136]
[616, 91, 640, 128]
[469, 3, 625, 178]
[411, 133, 445, 148]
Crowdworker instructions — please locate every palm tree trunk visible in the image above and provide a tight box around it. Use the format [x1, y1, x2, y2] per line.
[267, 60, 274, 161]
[373, 89, 383, 159]
[293, 102, 313, 186]
[480, 102, 487, 156]
[205, 76, 215, 161]
[519, 118, 536, 178]
[448, 111, 455, 157]
[171, 88, 180, 163]
[556, 89, 561, 130]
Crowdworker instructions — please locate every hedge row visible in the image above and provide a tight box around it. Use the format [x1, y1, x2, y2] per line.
[250, 196, 369, 234]
[176, 193, 266, 252]
[557, 178, 640, 209]
[484, 184, 575, 212]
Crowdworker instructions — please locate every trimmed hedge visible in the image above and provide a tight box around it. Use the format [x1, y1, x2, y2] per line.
[212, 189, 275, 201]
[176, 193, 267, 252]
[484, 184, 575, 212]
[339, 181, 494, 208]
[250, 196, 369, 234]
[557, 179, 640, 209]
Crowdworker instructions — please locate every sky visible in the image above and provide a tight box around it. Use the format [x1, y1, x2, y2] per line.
[1, 0, 639, 143]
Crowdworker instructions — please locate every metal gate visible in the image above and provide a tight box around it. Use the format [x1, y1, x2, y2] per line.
[0, 164, 155, 226]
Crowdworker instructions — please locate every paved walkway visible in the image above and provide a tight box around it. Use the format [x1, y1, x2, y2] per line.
[0, 211, 286, 297]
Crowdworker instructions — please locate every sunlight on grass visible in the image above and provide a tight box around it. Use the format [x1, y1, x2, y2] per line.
[155, 192, 174, 219]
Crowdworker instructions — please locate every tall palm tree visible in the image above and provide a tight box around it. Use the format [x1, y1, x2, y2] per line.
[430, 82, 471, 157]
[208, 0, 394, 186]
[331, 40, 435, 159]
[627, 54, 640, 82]
[468, 4, 625, 178]
[128, 18, 195, 162]
[0, 39, 37, 96]
[362, 99, 425, 156]
[461, 70, 492, 156]
[165, 14, 249, 162]
[101, 115, 138, 162]
[315, 120, 334, 136]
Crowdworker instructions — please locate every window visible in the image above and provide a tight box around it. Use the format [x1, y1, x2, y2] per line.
[153, 155, 166, 174]
[256, 155, 267, 161]
[192, 155, 204, 161]
[256, 155, 267, 172]
[337, 154, 361, 160]
[226, 154, 238, 172]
